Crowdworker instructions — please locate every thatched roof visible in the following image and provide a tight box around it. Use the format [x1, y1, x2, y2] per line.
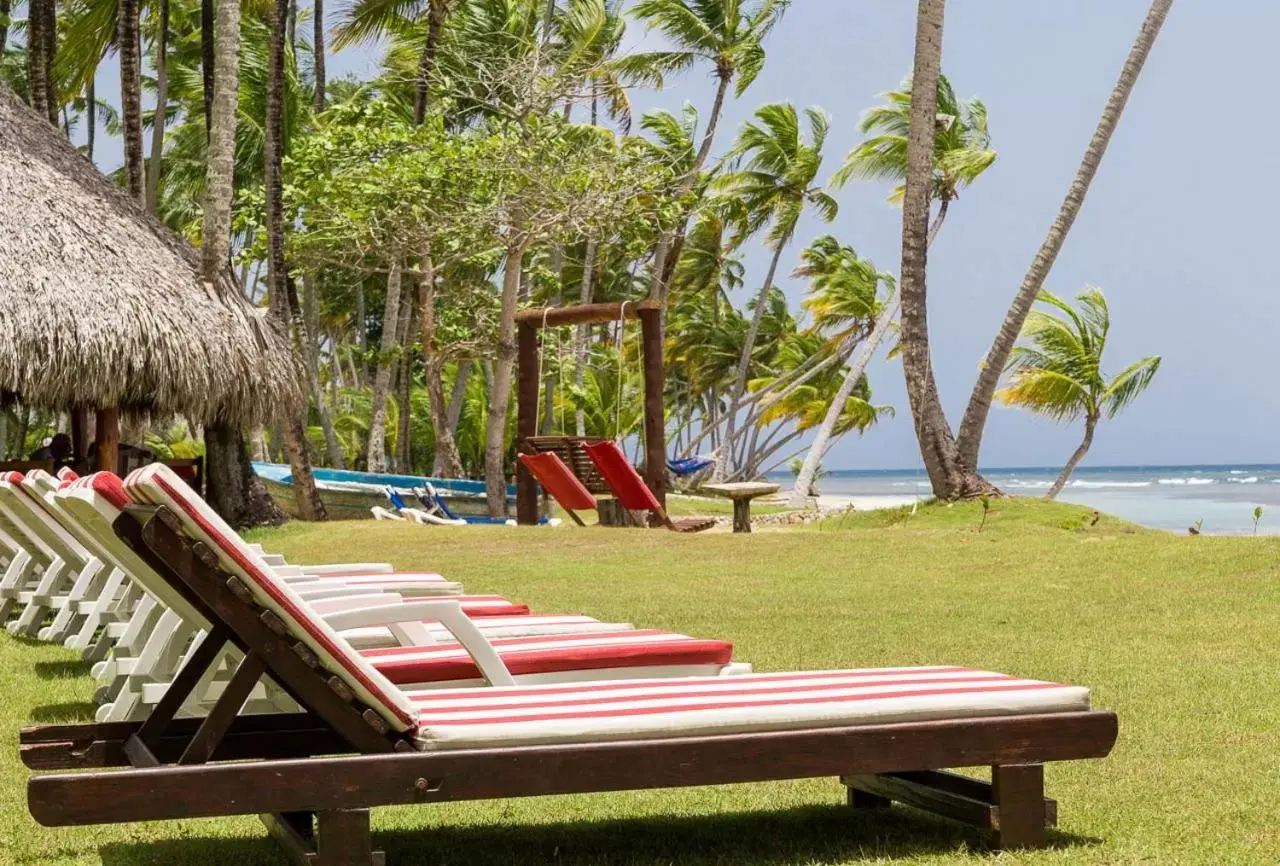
[0, 84, 300, 427]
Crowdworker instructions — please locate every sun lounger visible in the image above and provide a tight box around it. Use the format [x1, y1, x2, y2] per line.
[117, 467, 747, 686]
[583, 441, 716, 533]
[23, 467, 1118, 861]
[54, 472, 682, 718]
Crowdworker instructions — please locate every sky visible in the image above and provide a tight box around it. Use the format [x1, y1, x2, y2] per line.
[77, 1, 1279, 471]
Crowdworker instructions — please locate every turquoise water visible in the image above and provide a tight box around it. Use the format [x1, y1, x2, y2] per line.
[769, 465, 1280, 535]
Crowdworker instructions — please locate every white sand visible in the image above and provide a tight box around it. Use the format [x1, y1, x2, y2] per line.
[798, 492, 927, 512]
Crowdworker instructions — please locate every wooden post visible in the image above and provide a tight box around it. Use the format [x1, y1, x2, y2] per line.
[638, 308, 666, 509]
[95, 407, 119, 475]
[69, 407, 90, 464]
[515, 323, 540, 526]
[991, 763, 1047, 850]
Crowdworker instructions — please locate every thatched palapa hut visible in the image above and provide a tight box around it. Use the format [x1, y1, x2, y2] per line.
[0, 83, 299, 475]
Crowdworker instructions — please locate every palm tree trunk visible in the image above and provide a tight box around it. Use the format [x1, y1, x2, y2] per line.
[26, 0, 48, 119]
[694, 71, 731, 173]
[0, 0, 10, 58]
[118, 0, 145, 202]
[898, 0, 991, 500]
[367, 258, 403, 474]
[354, 282, 367, 386]
[86, 77, 96, 160]
[145, 0, 169, 213]
[720, 233, 790, 477]
[445, 360, 469, 436]
[286, 0, 296, 57]
[267, 0, 325, 520]
[413, 0, 448, 124]
[200, 0, 240, 279]
[420, 258, 465, 479]
[957, 0, 1173, 472]
[312, 0, 325, 109]
[788, 292, 898, 506]
[41, 0, 57, 123]
[1046, 416, 1096, 500]
[484, 240, 527, 516]
[201, 0, 214, 138]
[303, 276, 346, 467]
[395, 302, 416, 472]
[206, 423, 286, 528]
[199, 0, 282, 526]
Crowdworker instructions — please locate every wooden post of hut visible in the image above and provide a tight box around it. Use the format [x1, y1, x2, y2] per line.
[69, 406, 90, 468]
[95, 408, 119, 475]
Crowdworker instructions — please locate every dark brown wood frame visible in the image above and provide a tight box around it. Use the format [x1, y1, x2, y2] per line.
[516, 301, 666, 526]
[21, 505, 1119, 864]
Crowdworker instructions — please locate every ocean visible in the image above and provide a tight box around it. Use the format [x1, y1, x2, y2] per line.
[771, 465, 1280, 535]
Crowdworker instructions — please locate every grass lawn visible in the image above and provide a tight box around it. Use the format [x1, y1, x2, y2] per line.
[4, 499, 1280, 864]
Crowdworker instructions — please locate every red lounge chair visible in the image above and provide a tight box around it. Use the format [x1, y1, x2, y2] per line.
[517, 452, 597, 526]
[583, 441, 716, 533]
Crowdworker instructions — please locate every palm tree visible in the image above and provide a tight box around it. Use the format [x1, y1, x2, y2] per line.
[997, 287, 1160, 499]
[958, 0, 1174, 473]
[629, 0, 789, 176]
[200, 0, 285, 527]
[333, 0, 455, 123]
[896, 0, 990, 499]
[266, 0, 326, 518]
[716, 102, 837, 475]
[628, 0, 790, 297]
[788, 238, 891, 506]
[834, 73, 994, 241]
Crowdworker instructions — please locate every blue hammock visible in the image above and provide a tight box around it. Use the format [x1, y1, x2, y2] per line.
[667, 456, 716, 477]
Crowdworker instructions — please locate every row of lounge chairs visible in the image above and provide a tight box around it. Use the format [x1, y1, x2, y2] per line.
[4, 463, 1118, 863]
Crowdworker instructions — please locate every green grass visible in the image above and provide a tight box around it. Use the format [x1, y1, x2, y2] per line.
[5, 499, 1280, 864]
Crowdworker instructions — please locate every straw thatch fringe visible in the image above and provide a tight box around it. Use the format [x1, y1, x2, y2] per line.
[0, 83, 302, 428]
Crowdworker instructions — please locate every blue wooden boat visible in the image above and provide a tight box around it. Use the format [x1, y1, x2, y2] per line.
[252, 463, 517, 522]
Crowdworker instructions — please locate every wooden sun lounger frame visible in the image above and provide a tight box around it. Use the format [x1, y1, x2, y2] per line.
[22, 504, 1119, 864]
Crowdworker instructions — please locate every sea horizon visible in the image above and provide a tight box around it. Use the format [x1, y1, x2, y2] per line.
[766, 463, 1280, 536]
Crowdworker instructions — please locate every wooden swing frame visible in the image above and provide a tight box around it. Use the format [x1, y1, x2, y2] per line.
[514, 301, 666, 526]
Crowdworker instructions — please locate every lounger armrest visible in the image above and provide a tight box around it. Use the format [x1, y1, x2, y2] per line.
[309, 593, 405, 615]
[298, 562, 394, 576]
[324, 600, 515, 687]
[293, 584, 405, 602]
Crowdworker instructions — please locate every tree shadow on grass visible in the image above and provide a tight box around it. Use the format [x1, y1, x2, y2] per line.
[33, 658, 93, 679]
[97, 804, 1102, 866]
[27, 700, 98, 722]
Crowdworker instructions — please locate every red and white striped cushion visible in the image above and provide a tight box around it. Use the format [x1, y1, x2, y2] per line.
[409, 667, 1092, 750]
[454, 596, 530, 617]
[125, 464, 419, 732]
[362, 629, 733, 685]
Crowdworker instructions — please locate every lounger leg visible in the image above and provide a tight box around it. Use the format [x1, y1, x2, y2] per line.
[990, 763, 1046, 850]
[845, 786, 891, 810]
[262, 810, 384, 866]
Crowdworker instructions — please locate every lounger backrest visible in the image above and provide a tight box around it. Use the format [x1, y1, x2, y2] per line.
[582, 441, 660, 512]
[0, 476, 61, 562]
[55, 473, 212, 627]
[8, 470, 92, 566]
[124, 464, 417, 732]
[518, 453, 598, 512]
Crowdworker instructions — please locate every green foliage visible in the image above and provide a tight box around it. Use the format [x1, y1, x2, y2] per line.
[833, 73, 996, 205]
[144, 420, 205, 459]
[997, 286, 1162, 425]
